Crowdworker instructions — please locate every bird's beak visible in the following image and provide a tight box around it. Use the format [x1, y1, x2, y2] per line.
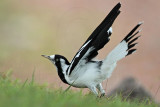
[41, 55, 50, 59]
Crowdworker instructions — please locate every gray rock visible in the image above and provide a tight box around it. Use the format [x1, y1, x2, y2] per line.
[107, 77, 153, 102]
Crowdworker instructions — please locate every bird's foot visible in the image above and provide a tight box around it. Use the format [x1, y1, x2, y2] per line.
[100, 93, 106, 98]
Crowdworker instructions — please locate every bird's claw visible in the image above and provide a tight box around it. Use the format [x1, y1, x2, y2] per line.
[100, 93, 105, 98]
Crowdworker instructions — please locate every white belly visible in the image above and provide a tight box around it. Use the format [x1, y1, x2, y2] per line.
[67, 62, 117, 88]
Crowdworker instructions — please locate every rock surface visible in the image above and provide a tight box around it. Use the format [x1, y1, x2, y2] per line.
[107, 77, 153, 102]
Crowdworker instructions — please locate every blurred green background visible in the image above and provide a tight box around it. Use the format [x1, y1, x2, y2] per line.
[0, 0, 160, 101]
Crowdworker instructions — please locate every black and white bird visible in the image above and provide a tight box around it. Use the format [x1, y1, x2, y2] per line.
[42, 3, 142, 97]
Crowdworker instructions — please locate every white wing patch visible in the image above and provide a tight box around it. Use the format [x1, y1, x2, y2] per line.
[107, 27, 112, 34]
[69, 47, 95, 80]
[67, 39, 92, 75]
[76, 39, 92, 58]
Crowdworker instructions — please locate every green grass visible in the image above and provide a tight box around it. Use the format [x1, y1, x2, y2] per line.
[0, 71, 158, 107]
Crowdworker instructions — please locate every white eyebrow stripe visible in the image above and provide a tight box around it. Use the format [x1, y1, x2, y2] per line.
[50, 55, 55, 59]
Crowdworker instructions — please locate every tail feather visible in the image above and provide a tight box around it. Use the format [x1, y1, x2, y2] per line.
[127, 49, 137, 56]
[127, 43, 138, 51]
[125, 30, 141, 42]
[122, 22, 143, 42]
[104, 22, 142, 65]
[128, 36, 141, 45]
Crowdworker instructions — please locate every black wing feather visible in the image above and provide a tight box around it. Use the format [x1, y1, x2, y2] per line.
[84, 3, 121, 44]
[68, 3, 121, 75]
[88, 10, 120, 60]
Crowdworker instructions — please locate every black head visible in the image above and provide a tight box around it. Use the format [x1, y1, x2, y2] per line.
[41, 54, 70, 66]
[41, 54, 70, 84]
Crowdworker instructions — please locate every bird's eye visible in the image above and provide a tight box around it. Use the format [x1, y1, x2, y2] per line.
[55, 59, 59, 62]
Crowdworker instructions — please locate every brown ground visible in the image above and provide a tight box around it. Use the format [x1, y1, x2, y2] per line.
[0, 0, 160, 102]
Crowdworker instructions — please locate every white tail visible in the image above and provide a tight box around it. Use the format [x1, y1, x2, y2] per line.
[104, 41, 128, 65]
[101, 22, 142, 78]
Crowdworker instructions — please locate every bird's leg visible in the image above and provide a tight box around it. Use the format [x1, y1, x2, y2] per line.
[88, 86, 98, 96]
[96, 83, 106, 97]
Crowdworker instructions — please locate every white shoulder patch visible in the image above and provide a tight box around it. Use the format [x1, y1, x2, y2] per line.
[107, 27, 112, 34]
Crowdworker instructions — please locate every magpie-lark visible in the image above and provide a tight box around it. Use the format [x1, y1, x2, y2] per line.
[42, 3, 142, 97]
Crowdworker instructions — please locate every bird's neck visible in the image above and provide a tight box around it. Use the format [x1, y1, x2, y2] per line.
[55, 61, 70, 84]
[57, 69, 68, 84]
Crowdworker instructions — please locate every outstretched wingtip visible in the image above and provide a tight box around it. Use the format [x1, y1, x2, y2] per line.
[117, 2, 121, 7]
[138, 21, 144, 25]
[118, 2, 121, 5]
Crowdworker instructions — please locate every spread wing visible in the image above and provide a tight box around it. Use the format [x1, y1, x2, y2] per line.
[67, 3, 121, 75]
